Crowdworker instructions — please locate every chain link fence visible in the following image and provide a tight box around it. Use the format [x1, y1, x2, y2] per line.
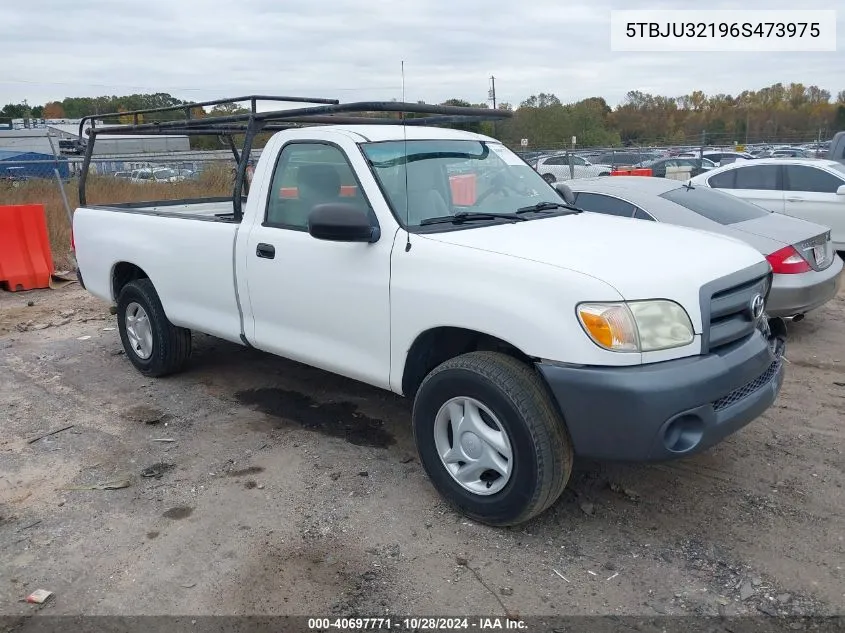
[0, 128, 835, 269]
[0, 132, 254, 269]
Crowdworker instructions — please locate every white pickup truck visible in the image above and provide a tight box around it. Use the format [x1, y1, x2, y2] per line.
[72, 98, 788, 526]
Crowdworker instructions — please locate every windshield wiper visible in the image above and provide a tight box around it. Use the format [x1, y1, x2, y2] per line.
[515, 201, 583, 214]
[419, 211, 527, 226]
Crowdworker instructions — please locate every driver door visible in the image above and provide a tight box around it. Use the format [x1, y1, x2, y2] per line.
[242, 140, 393, 388]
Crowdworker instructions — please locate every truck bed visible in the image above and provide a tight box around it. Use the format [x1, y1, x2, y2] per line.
[90, 197, 239, 222]
[72, 203, 244, 345]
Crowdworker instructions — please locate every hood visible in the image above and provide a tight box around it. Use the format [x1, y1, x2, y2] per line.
[421, 213, 766, 312]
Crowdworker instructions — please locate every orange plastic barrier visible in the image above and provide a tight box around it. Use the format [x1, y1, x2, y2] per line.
[610, 168, 653, 177]
[0, 204, 54, 292]
[279, 185, 358, 199]
[449, 174, 477, 205]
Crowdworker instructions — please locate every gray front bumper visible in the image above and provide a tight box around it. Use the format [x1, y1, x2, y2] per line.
[767, 258, 842, 317]
[537, 321, 786, 462]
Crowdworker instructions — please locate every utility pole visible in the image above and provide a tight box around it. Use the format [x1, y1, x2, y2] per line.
[745, 111, 749, 145]
[488, 76, 497, 135]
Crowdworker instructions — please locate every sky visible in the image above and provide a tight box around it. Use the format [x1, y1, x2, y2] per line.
[1, 0, 842, 110]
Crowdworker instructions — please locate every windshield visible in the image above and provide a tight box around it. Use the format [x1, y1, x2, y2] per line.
[361, 140, 563, 228]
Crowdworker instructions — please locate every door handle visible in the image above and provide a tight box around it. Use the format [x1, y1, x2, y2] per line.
[256, 243, 275, 259]
[786, 197, 804, 202]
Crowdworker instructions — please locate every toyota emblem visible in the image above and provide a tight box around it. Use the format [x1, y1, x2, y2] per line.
[749, 294, 765, 320]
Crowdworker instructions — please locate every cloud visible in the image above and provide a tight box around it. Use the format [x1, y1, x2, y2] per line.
[1, 0, 842, 109]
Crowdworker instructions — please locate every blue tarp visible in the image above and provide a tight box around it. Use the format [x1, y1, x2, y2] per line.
[0, 150, 69, 180]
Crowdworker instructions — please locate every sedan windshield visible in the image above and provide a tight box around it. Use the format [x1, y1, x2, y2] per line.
[361, 140, 565, 228]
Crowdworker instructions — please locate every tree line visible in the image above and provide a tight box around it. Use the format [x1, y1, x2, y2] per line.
[2, 82, 844, 150]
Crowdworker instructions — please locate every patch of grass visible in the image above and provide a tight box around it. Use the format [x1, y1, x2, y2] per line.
[0, 164, 233, 270]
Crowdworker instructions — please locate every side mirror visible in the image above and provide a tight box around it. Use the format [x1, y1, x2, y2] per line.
[307, 203, 380, 243]
[837, 184, 845, 196]
[554, 182, 576, 205]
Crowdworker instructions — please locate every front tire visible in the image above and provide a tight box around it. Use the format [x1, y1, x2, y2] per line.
[412, 351, 573, 526]
[117, 279, 192, 377]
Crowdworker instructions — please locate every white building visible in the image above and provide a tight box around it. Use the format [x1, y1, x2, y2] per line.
[0, 119, 190, 155]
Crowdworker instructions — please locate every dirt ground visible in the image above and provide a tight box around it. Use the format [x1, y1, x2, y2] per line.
[1, 282, 843, 621]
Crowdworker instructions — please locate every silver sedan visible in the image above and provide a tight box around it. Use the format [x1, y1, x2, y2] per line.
[557, 176, 843, 320]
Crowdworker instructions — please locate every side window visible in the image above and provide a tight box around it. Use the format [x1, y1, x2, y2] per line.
[265, 142, 372, 230]
[573, 192, 635, 217]
[707, 170, 736, 189]
[633, 207, 656, 221]
[544, 156, 567, 166]
[784, 166, 843, 193]
[734, 165, 780, 190]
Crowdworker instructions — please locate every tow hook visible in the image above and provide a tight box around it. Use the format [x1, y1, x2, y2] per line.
[766, 316, 788, 356]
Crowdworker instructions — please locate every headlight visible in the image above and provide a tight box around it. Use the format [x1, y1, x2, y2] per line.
[577, 300, 694, 353]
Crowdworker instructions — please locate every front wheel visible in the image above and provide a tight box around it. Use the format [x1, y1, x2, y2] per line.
[412, 351, 573, 526]
[117, 279, 192, 377]
[541, 173, 556, 184]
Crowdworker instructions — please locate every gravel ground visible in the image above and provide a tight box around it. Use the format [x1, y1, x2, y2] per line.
[1, 283, 843, 622]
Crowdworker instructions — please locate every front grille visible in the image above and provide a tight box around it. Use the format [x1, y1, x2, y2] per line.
[712, 348, 782, 412]
[705, 272, 771, 352]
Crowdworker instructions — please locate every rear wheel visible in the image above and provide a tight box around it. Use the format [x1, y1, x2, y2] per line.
[541, 173, 556, 184]
[412, 351, 573, 526]
[117, 279, 191, 377]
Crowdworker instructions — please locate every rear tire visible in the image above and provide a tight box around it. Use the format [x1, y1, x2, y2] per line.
[412, 351, 573, 526]
[541, 173, 556, 184]
[117, 279, 191, 377]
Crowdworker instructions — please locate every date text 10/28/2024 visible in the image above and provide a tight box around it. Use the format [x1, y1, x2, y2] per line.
[307, 617, 528, 631]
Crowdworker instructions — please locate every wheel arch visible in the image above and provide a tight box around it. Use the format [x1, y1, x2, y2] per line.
[111, 262, 150, 302]
[401, 326, 535, 399]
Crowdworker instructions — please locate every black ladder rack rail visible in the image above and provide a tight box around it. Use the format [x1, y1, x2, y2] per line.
[77, 97, 513, 220]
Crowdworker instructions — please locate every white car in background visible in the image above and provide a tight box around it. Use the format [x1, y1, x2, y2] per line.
[129, 167, 183, 184]
[689, 158, 845, 252]
[535, 153, 613, 183]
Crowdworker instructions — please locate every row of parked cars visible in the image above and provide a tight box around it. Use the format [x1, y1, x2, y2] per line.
[530, 146, 830, 185]
[549, 154, 845, 321]
[112, 166, 197, 183]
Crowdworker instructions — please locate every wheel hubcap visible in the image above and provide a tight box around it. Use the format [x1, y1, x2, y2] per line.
[125, 302, 153, 360]
[433, 396, 513, 496]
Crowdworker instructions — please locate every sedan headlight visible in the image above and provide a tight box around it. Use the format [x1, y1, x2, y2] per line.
[577, 300, 694, 353]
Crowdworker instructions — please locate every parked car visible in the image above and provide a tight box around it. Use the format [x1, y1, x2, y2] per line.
[130, 167, 182, 183]
[634, 157, 717, 178]
[689, 158, 845, 252]
[771, 148, 812, 159]
[534, 153, 612, 183]
[594, 151, 657, 168]
[827, 132, 845, 165]
[72, 101, 788, 526]
[557, 176, 842, 320]
[702, 151, 754, 166]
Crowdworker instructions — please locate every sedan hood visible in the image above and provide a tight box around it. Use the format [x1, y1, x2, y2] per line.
[421, 213, 766, 320]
